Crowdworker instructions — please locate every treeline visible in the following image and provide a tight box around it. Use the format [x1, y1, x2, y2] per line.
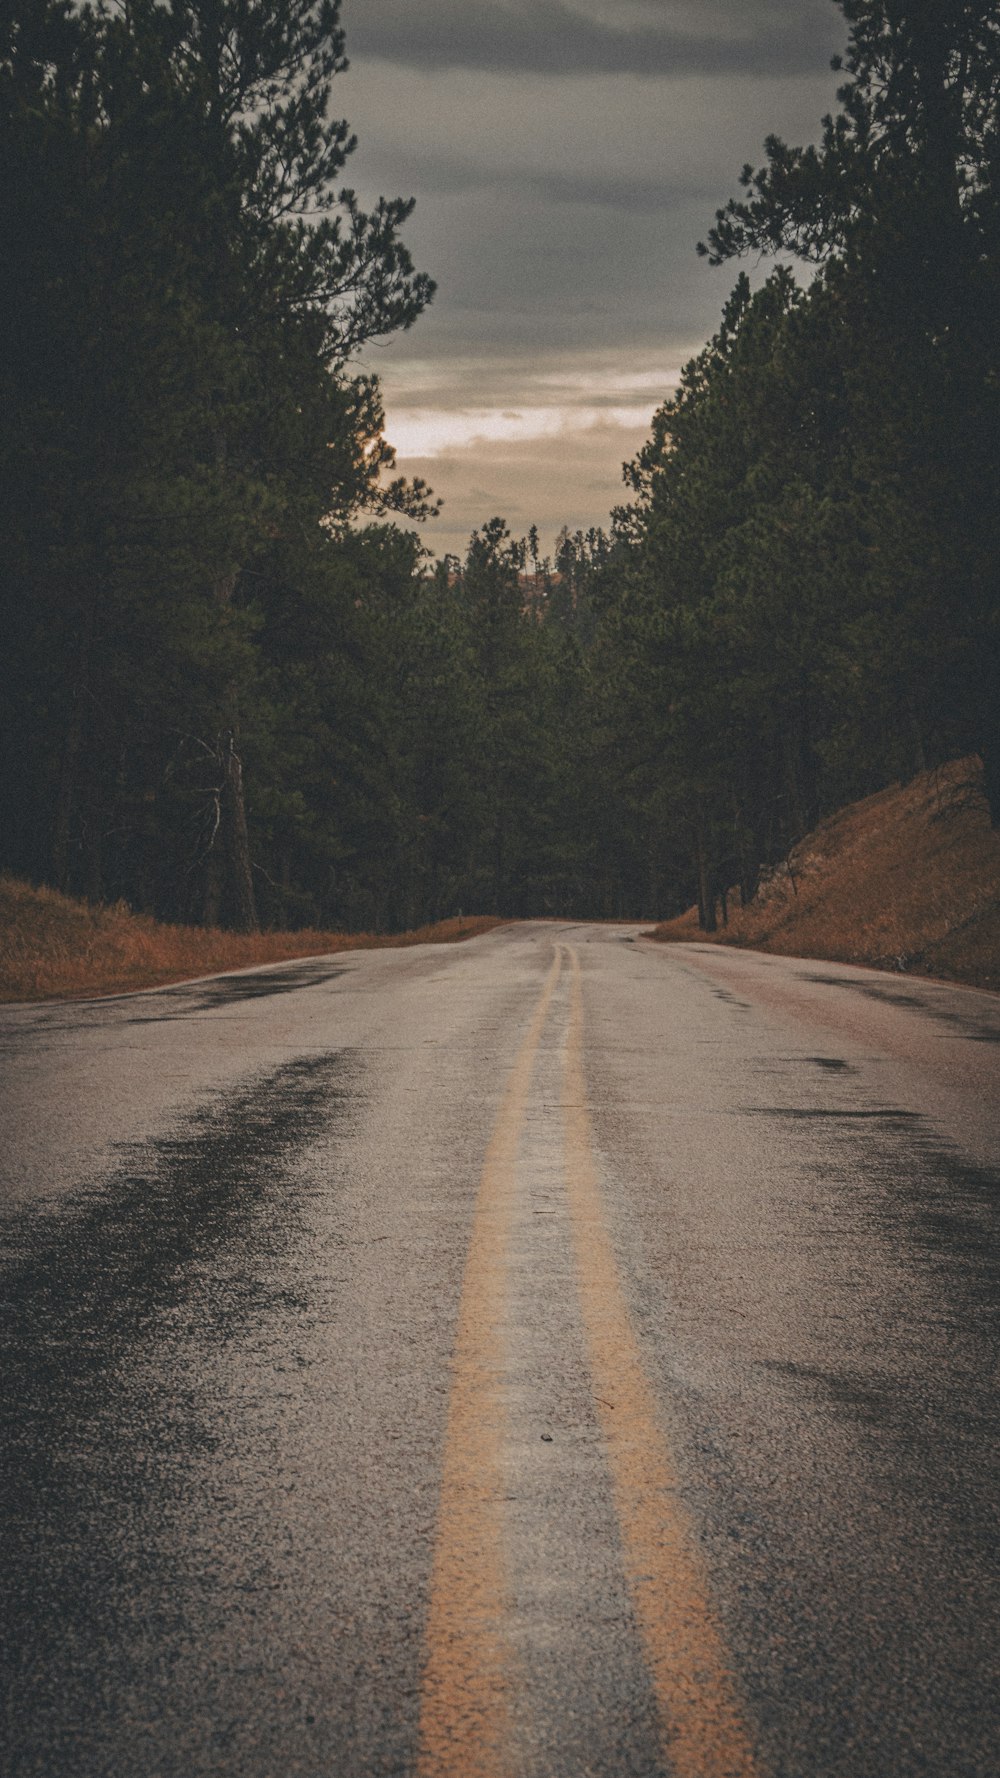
[593, 0, 1000, 929]
[3, 0, 999, 933]
[1, 0, 438, 930]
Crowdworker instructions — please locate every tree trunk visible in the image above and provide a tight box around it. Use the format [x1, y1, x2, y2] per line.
[694, 808, 716, 933]
[52, 595, 96, 892]
[492, 805, 505, 915]
[976, 636, 1000, 827]
[647, 843, 660, 922]
[220, 732, 258, 932]
[82, 777, 103, 905]
[904, 694, 927, 781]
[203, 813, 223, 926]
[983, 756, 1000, 829]
[981, 698, 1000, 830]
[211, 558, 259, 933]
[783, 723, 808, 838]
[52, 704, 83, 894]
[280, 850, 292, 927]
[909, 5, 965, 304]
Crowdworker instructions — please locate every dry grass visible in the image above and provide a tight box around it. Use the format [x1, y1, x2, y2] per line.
[649, 757, 1000, 992]
[0, 877, 505, 1003]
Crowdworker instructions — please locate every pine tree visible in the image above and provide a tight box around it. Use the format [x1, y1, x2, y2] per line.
[0, 0, 436, 921]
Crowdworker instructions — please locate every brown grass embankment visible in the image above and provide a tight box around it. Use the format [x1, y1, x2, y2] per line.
[649, 757, 1000, 992]
[0, 876, 505, 1003]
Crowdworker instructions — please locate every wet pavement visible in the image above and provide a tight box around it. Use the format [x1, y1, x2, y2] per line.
[1, 926, 998, 1776]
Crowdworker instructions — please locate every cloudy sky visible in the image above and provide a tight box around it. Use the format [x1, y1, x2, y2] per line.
[340, 0, 845, 559]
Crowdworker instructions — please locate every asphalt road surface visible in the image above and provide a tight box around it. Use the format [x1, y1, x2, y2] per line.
[2, 923, 999, 1778]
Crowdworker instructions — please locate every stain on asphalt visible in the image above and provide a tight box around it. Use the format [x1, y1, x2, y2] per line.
[805, 974, 930, 1010]
[1, 1049, 354, 1350]
[804, 974, 1000, 1043]
[118, 961, 350, 1023]
[758, 1358, 896, 1424]
[0, 1049, 359, 1775]
[0, 962, 350, 1043]
[928, 1007, 1000, 1045]
[747, 1106, 923, 1120]
[750, 1101, 1000, 1439]
[710, 987, 752, 1009]
[687, 1080, 1000, 1778]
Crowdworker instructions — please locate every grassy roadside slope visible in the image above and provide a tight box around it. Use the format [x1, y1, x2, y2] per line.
[649, 757, 1000, 992]
[0, 877, 505, 1003]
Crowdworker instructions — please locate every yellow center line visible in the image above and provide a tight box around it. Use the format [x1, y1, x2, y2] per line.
[416, 947, 563, 1778]
[563, 945, 762, 1778]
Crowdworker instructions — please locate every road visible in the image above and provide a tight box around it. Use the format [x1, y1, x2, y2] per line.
[1, 922, 999, 1778]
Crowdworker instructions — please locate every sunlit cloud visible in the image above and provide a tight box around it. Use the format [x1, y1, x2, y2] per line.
[384, 409, 659, 560]
[374, 348, 689, 554]
[376, 349, 691, 463]
[388, 401, 658, 459]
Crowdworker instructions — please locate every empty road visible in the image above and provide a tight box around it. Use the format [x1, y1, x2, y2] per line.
[2, 923, 999, 1777]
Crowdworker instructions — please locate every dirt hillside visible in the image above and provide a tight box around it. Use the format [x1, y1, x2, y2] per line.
[0, 879, 503, 1003]
[650, 757, 1000, 992]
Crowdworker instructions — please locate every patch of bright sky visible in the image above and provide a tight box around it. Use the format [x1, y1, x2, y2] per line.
[384, 358, 688, 457]
[390, 404, 656, 459]
[341, 0, 844, 557]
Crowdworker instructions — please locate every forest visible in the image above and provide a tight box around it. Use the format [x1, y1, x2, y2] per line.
[2, 0, 999, 933]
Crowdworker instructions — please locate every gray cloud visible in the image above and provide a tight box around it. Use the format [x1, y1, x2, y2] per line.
[341, 4, 844, 554]
[356, 177, 743, 366]
[525, 169, 711, 210]
[355, 146, 715, 211]
[344, 0, 841, 80]
[361, 348, 693, 424]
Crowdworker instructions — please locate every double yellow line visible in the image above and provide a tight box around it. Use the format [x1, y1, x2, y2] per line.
[417, 944, 760, 1778]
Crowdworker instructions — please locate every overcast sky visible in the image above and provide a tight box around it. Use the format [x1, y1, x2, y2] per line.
[340, 0, 846, 559]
